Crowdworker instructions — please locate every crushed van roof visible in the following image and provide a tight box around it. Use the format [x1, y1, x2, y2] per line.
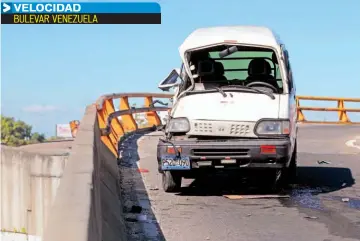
[179, 25, 283, 58]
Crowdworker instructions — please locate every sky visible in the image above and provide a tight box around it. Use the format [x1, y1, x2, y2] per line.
[1, 0, 360, 136]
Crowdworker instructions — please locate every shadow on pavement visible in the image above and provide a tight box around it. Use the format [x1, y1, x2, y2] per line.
[175, 166, 355, 197]
[297, 166, 355, 190]
[118, 133, 166, 241]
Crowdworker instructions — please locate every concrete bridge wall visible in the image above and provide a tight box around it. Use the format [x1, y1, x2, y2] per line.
[0, 146, 68, 237]
[42, 105, 127, 241]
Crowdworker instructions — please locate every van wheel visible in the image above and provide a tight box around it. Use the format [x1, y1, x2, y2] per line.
[162, 171, 182, 192]
[280, 141, 298, 187]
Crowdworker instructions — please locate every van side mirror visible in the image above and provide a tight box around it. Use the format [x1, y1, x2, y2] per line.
[158, 68, 182, 91]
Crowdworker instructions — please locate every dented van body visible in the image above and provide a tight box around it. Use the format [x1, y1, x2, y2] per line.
[156, 26, 298, 192]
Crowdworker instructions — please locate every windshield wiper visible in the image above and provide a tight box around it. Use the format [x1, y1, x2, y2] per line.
[222, 85, 275, 100]
[213, 87, 227, 97]
[192, 86, 228, 97]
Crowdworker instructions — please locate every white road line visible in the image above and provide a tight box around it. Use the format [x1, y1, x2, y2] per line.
[345, 139, 360, 150]
[136, 161, 141, 169]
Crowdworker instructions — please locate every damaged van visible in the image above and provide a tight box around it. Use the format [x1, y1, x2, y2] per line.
[157, 26, 298, 192]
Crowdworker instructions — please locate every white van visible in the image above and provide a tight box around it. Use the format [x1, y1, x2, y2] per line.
[157, 26, 298, 192]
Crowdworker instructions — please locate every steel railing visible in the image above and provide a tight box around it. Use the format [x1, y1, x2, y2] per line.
[296, 96, 360, 124]
[93, 92, 172, 156]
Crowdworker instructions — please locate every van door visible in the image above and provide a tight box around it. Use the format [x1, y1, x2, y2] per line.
[158, 68, 182, 91]
[282, 46, 297, 150]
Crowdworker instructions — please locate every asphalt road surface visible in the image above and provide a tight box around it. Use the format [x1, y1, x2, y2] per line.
[119, 125, 360, 241]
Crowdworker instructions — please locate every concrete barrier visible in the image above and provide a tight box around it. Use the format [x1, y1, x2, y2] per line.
[0, 232, 41, 241]
[0, 146, 69, 238]
[43, 104, 127, 241]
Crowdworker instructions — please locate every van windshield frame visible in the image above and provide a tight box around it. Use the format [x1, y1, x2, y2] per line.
[188, 45, 285, 93]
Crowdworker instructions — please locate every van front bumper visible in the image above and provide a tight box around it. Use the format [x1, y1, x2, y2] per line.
[157, 138, 291, 172]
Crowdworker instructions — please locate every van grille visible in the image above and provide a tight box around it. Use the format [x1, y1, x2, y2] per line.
[189, 120, 256, 137]
[229, 124, 250, 135]
[193, 122, 213, 133]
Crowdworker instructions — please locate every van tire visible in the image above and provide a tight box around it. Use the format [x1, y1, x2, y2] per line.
[280, 141, 298, 187]
[162, 171, 182, 192]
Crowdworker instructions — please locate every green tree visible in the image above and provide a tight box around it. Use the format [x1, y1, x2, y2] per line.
[47, 136, 66, 141]
[1, 115, 46, 146]
[29, 132, 46, 144]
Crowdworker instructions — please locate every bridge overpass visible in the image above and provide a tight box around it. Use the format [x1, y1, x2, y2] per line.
[1, 93, 360, 241]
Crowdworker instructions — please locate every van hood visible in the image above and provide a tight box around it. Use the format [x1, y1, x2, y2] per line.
[172, 92, 280, 121]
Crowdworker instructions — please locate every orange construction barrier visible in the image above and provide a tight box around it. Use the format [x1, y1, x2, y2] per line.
[296, 96, 360, 124]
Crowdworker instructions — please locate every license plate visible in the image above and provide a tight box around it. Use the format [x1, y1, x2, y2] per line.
[161, 155, 191, 170]
[221, 159, 237, 164]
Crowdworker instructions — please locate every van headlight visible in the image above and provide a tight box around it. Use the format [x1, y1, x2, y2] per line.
[255, 120, 290, 136]
[166, 117, 190, 133]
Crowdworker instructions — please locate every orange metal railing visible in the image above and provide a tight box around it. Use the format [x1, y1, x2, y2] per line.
[296, 96, 360, 124]
[69, 120, 80, 138]
[95, 92, 173, 156]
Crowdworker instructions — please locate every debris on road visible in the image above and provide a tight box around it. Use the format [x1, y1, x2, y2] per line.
[136, 161, 149, 173]
[137, 168, 149, 173]
[149, 187, 159, 190]
[342, 198, 350, 202]
[125, 214, 148, 223]
[317, 160, 331, 164]
[130, 205, 143, 213]
[223, 194, 290, 199]
[125, 217, 138, 222]
[304, 216, 318, 220]
[137, 214, 147, 221]
[292, 187, 322, 194]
